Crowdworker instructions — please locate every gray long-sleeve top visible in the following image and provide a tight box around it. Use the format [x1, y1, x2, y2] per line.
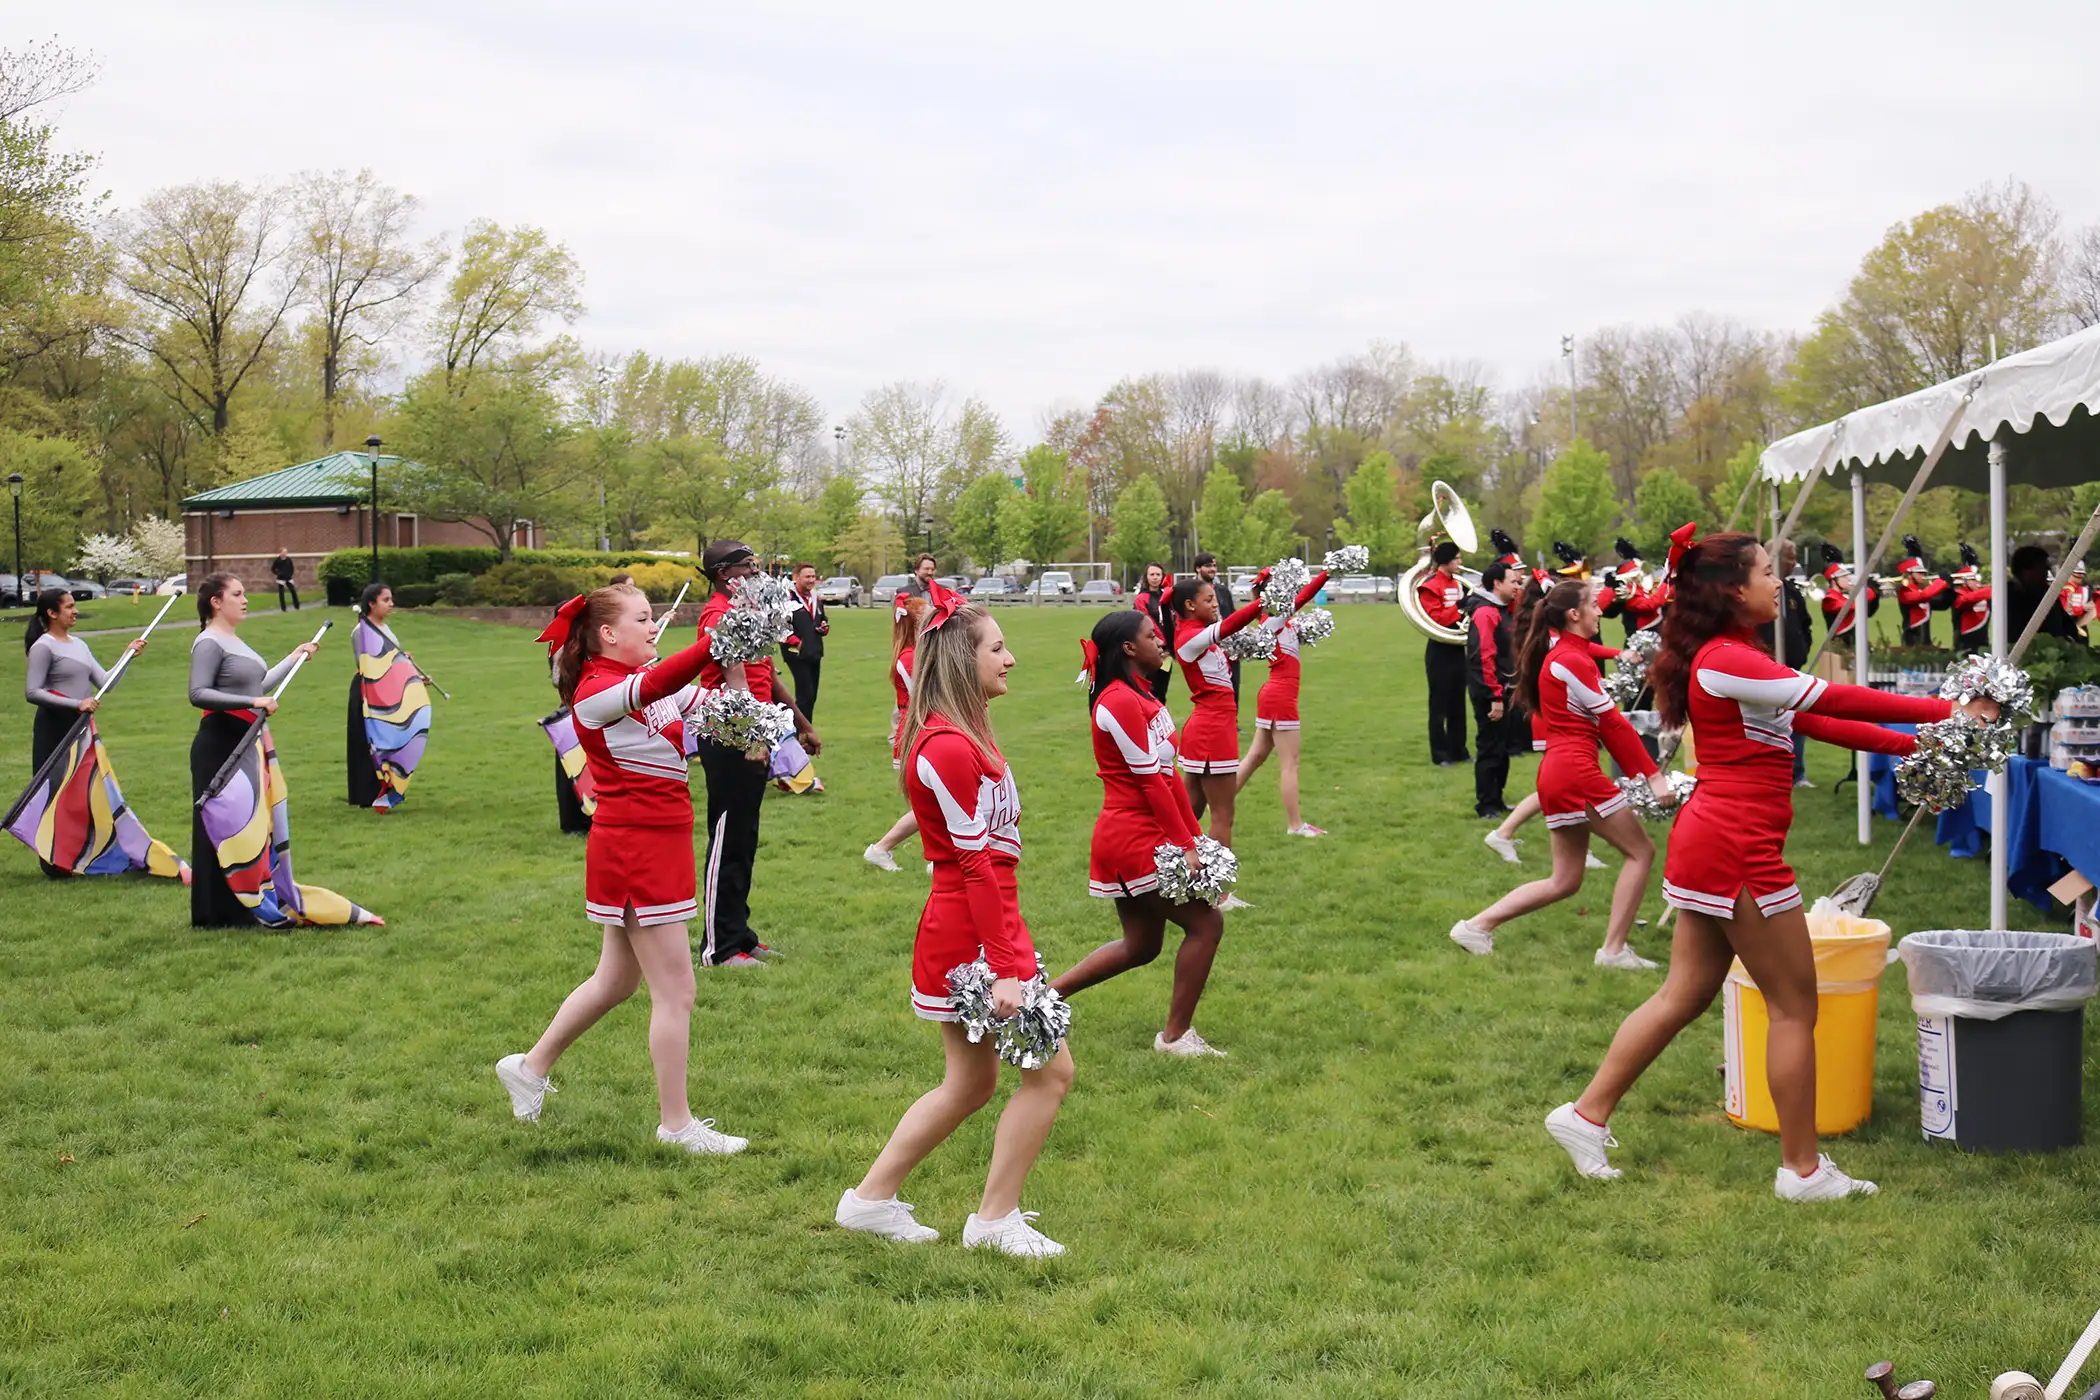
[189, 630, 298, 712]
[25, 634, 110, 710]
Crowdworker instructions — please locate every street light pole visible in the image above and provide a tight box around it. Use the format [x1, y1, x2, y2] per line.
[7, 472, 22, 593]
[365, 435, 383, 585]
[1561, 335, 1578, 442]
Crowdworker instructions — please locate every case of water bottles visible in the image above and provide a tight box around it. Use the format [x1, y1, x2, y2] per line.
[2049, 686, 2100, 778]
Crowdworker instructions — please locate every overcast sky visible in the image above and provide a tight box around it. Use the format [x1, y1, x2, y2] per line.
[47, 0, 2100, 434]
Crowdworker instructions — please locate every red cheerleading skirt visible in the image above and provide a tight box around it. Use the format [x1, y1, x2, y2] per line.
[1537, 748, 1627, 830]
[1177, 700, 1240, 774]
[1255, 678, 1300, 730]
[1661, 781, 1801, 919]
[585, 819, 697, 927]
[1089, 805, 1173, 899]
[911, 861, 1033, 1021]
[1530, 712, 1547, 753]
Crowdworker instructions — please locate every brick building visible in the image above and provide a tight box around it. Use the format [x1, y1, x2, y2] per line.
[182, 453, 539, 592]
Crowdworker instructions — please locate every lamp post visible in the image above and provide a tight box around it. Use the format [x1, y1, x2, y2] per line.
[1561, 335, 1578, 442]
[365, 435, 383, 585]
[7, 472, 22, 596]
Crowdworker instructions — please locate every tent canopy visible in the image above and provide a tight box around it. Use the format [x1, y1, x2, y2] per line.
[1761, 323, 2100, 491]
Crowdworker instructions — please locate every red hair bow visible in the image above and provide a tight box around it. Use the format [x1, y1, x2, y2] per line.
[534, 594, 589, 656]
[1664, 522, 1698, 581]
[1078, 638, 1099, 683]
[923, 580, 965, 631]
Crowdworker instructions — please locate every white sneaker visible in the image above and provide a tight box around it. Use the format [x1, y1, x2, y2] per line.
[1449, 919, 1494, 956]
[495, 1052, 555, 1122]
[863, 843, 900, 872]
[1154, 1028, 1227, 1057]
[1793, 777, 1816, 790]
[962, 1208, 1065, 1258]
[835, 1188, 939, 1242]
[1594, 946, 1659, 971]
[1219, 893, 1253, 910]
[1483, 831, 1521, 864]
[1775, 1153, 1877, 1202]
[1287, 823, 1327, 838]
[1545, 1102, 1622, 1180]
[1585, 851, 1608, 870]
[656, 1117, 749, 1156]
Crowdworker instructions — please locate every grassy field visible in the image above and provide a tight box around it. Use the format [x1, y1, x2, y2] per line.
[0, 600, 2089, 1399]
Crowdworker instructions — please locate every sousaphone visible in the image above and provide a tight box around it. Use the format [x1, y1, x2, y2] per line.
[1398, 481, 1480, 645]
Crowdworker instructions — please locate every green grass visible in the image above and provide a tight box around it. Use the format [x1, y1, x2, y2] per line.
[0, 603, 2086, 1399]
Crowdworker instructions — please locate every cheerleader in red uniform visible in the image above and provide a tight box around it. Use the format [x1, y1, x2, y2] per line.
[838, 590, 1074, 1257]
[1486, 578, 1617, 879]
[1451, 580, 1674, 970]
[496, 584, 749, 1157]
[1050, 609, 1230, 1057]
[1235, 570, 1329, 836]
[1546, 531, 1998, 1202]
[864, 596, 927, 872]
[1166, 567, 1270, 860]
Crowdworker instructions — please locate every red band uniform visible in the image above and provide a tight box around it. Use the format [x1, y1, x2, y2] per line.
[903, 713, 1030, 1021]
[1461, 586, 1521, 817]
[1897, 570, 1949, 647]
[1172, 597, 1264, 775]
[1952, 573, 1991, 653]
[1820, 567, 1878, 643]
[1536, 632, 1655, 828]
[1419, 567, 1470, 765]
[1253, 572, 1329, 732]
[2064, 575, 2094, 635]
[1088, 677, 1203, 899]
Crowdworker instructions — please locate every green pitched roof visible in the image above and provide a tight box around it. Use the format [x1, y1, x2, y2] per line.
[181, 452, 417, 510]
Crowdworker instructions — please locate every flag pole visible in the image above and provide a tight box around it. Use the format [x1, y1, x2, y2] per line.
[194, 619, 334, 810]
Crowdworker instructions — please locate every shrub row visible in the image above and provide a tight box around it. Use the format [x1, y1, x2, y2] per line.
[317, 546, 690, 588]
[320, 548, 697, 609]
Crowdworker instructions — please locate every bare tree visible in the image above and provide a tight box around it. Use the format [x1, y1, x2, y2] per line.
[0, 39, 97, 121]
[849, 381, 1006, 555]
[2067, 223, 2100, 330]
[296, 169, 444, 447]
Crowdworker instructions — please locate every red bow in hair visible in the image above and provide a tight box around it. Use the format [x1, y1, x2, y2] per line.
[534, 594, 589, 656]
[923, 580, 964, 631]
[1664, 522, 1698, 581]
[1079, 638, 1099, 683]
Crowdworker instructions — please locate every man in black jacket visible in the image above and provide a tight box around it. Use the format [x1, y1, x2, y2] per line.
[1461, 561, 1523, 817]
[271, 548, 299, 611]
[781, 562, 828, 719]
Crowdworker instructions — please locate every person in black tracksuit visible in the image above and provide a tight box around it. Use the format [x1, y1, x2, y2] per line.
[1461, 561, 1523, 818]
[272, 549, 300, 611]
[781, 563, 828, 719]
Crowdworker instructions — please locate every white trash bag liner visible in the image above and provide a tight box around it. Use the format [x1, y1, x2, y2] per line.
[1897, 930, 2098, 1022]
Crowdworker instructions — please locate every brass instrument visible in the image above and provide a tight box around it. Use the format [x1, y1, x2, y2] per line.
[1398, 481, 1481, 645]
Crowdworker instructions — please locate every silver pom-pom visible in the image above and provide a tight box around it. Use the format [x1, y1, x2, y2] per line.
[1939, 654, 2035, 719]
[1603, 627, 1662, 709]
[1616, 770, 1695, 822]
[694, 687, 795, 752]
[708, 573, 799, 664]
[1894, 712, 2022, 813]
[1260, 557, 1311, 615]
[1293, 607, 1336, 648]
[1152, 836, 1240, 906]
[944, 956, 1072, 1069]
[1323, 545, 1370, 573]
[1220, 627, 1278, 662]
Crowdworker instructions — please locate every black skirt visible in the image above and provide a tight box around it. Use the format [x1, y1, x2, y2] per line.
[191, 711, 258, 928]
[555, 757, 592, 835]
[346, 673, 382, 808]
[30, 704, 78, 878]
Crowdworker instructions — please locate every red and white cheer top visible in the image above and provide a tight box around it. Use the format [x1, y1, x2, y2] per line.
[1088, 677, 1203, 899]
[1254, 571, 1329, 730]
[571, 638, 712, 926]
[889, 643, 915, 764]
[904, 713, 1033, 1019]
[1172, 597, 1263, 773]
[1535, 631, 1653, 828]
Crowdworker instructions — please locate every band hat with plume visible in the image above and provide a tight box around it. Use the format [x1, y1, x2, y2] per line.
[1614, 537, 1641, 563]
[1899, 534, 1927, 574]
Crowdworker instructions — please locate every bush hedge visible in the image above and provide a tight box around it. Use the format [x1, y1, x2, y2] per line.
[392, 583, 441, 608]
[317, 546, 692, 592]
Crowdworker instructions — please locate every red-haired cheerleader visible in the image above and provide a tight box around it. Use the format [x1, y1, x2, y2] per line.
[1451, 580, 1672, 969]
[838, 590, 1073, 1257]
[1546, 531, 1997, 1202]
[1234, 570, 1328, 835]
[496, 583, 749, 1158]
[1165, 566, 1269, 870]
[865, 595, 928, 872]
[1050, 609, 1229, 1057]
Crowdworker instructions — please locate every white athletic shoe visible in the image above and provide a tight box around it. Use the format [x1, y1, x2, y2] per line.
[835, 1188, 939, 1242]
[1219, 893, 1254, 910]
[495, 1053, 555, 1122]
[863, 844, 900, 872]
[1594, 946, 1659, 971]
[962, 1208, 1065, 1258]
[1449, 919, 1494, 956]
[1287, 823, 1327, 838]
[1775, 1153, 1877, 1202]
[656, 1117, 749, 1156]
[1545, 1102, 1622, 1180]
[1483, 831, 1521, 864]
[1585, 851, 1608, 870]
[1154, 1028, 1227, 1057]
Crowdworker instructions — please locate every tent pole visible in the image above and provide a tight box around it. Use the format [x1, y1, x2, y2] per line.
[1853, 469, 1871, 846]
[1769, 482, 1785, 661]
[1989, 436, 2008, 936]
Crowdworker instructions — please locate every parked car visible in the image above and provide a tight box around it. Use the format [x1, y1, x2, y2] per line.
[1331, 574, 1383, 602]
[155, 574, 188, 596]
[871, 574, 914, 606]
[1229, 572, 1262, 600]
[969, 576, 1020, 600]
[66, 577, 107, 599]
[816, 575, 862, 607]
[935, 575, 969, 594]
[1037, 570, 1076, 595]
[1078, 579, 1124, 602]
[104, 578, 159, 597]
[0, 574, 18, 606]
[1018, 579, 1075, 602]
[19, 570, 84, 598]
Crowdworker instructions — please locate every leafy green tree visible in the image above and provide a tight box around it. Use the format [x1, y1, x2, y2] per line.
[813, 474, 863, 569]
[1004, 443, 1088, 565]
[429, 220, 584, 391]
[1711, 441, 1763, 533]
[1106, 474, 1169, 582]
[1529, 439, 1621, 559]
[1631, 468, 1706, 558]
[0, 428, 96, 570]
[391, 370, 582, 559]
[1337, 451, 1409, 572]
[1196, 465, 1245, 563]
[949, 470, 1016, 567]
[1239, 488, 1300, 566]
[834, 511, 904, 584]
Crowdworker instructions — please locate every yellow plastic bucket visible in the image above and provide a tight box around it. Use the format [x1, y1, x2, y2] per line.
[1722, 913, 1891, 1136]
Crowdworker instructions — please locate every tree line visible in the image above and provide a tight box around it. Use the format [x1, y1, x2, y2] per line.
[6, 40, 2100, 591]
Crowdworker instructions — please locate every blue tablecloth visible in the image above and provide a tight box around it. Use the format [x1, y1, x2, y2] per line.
[1866, 725, 1918, 821]
[1932, 757, 2100, 912]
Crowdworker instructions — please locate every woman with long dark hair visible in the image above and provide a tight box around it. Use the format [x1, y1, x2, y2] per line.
[1131, 563, 1172, 702]
[1486, 575, 1614, 872]
[1449, 579, 1670, 969]
[347, 582, 433, 812]
[1545, 532, 1994, 1201]
[1164, 567, 1269, 873]
[1051, 609, 1230, 1057]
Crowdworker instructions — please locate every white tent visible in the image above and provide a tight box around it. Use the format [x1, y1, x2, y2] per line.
[1759, 322, 2100, 934]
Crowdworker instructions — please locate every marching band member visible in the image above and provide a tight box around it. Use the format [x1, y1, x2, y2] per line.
[1462, 561, 1525, 819]
[1052, 610, 1228, 1057]
[1951, 543, 1991, 654]
[838, 594, 1073, 1257]
[1419, 542, 1470, 766]
[497, 583, 750, 1158]
[1451, 579, 1674, 969]
[1235, 569, 1330, 836]
[1545, 529, 1996, 1202]
[2064, 561, 2094, 636]
[1603, 538, 1664, 643]
[1816, 543, 1878, 647]
[1166, 566, 1271, 872]
[864, 595, 927, 872]
[1896, 536, 1950, 647]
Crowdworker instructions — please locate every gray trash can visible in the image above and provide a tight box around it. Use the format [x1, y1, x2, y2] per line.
[1897, 931, 2099, 1152]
